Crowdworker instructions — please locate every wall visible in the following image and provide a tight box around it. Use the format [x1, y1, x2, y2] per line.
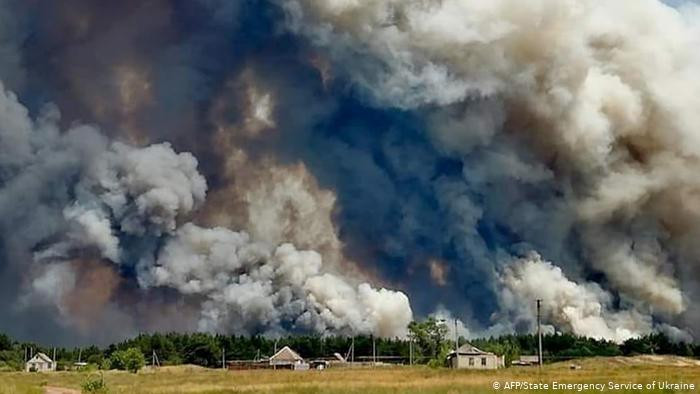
[451, 354, 503, 369]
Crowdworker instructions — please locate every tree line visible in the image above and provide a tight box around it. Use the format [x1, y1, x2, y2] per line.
[1, 318, 698, 372]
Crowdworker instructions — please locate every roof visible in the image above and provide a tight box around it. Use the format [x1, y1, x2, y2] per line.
[269, 346, 304, 362]
[27, 353, 53, 364]
[451, 343, 494, 356]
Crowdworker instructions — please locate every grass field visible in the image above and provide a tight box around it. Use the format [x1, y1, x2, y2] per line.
[1, 356, 699, 394]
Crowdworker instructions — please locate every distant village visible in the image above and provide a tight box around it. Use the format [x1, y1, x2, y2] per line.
[24, 342, 535, 373]
[4, 315, 697, 374]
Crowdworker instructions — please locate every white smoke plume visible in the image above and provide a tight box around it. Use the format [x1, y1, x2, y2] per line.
[284, 0, 700, 340]
[35, 141, 208, 265]
[147, 223, 412, 337]
[0, 80, 411, 339]
[63, 205, 121, 262]
[499, 253, 654, 343]
[430, 305, 474, 341]
[23, 263, 77, 314]
[75, 141, 208, 238]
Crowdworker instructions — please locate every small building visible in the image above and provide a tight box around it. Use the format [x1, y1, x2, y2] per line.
[269, 346, 308, 370]
[447, 344, 504, 370]
[512, 355, 539, 366]
[25, 353, 56, 372]
[310, 360, 330, 370]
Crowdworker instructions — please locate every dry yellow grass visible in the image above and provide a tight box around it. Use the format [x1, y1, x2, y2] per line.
[1, 356, 699, 394]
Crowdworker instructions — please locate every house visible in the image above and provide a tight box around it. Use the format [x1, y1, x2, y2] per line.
[25, 353, 56, 372]
[512, 355, 539, 366]
[269, 346, 308, 370]
[447, 343, 504, 370]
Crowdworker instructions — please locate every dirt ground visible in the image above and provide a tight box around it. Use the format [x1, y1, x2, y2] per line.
[43, 387, 80, 394]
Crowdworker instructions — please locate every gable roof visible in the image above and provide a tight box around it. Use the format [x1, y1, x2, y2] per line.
[269, 346, 303, 362]
[454, 343, 492, 355]
[27, 353, 53, 364]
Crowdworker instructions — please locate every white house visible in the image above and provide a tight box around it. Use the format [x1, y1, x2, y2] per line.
[269, 346, 308, 370]
[25, 352, 56, 372]
[447, 343, 504, 370]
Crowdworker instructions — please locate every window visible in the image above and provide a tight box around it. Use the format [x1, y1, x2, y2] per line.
[481, 358, 487, 366]
[469, 357, 474, 366]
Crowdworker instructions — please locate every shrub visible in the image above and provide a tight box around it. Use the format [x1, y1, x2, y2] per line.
[100, 358, 111, 370]
[81, 373, 108, 393]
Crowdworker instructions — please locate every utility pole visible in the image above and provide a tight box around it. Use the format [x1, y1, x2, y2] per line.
[152, 350, 161, 368]
[52, 348, 56, 371]
[351, 337, 355, 364]
[454, 318, 459, 353]
[152, 350, 160, 368]
[409, 338, 413, 366]
[372, 336, 376, 364]
[222, 347, 225, 370]
[537, 299, 543, 367]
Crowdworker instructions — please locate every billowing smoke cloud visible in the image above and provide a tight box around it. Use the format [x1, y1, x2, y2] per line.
[0, 79, 412, 342]
[499, 253, 654, 342]
[36, 140, 207, 266]
[148, 223, 411, 337]
[3, 0, 700, 345]
[283, 0, 700, 341]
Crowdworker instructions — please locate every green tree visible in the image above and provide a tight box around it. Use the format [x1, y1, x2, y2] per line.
[183, 333, 220, 367]
[408, 318, 449, 364]
[473, 336, 521, 366]
[0, 334, 12, 351]
[110, 348, 144, 373]
[621, 337, 653, 355]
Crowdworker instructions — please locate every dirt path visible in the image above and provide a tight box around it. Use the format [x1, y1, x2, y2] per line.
[43, 386, 80, 394]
